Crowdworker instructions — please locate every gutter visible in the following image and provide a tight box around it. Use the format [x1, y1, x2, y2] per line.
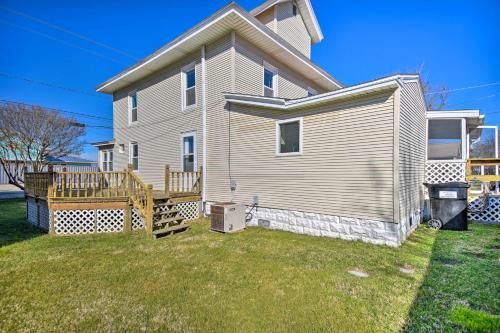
[224, 75, 407, 110]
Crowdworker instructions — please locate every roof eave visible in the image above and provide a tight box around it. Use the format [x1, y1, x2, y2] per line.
[96, 3, 341, 94]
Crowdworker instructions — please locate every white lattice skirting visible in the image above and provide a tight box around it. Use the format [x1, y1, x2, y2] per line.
[425, 161, 466, 184]
[177, 201, 200, 221]
[26, 198, 50, 231]
[468, 197, 500, 223]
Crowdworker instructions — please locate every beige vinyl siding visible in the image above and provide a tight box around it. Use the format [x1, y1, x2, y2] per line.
[112, 49, 203, 189]
[276, 2, 311, 58]
[207, 91, 396, 222]
[205, 35, 234, 201]
[398, 81, 427, 223]
[234, 35, 324, 99]
[255, 7, 275, 31]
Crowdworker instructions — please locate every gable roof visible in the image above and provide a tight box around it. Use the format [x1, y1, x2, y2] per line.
[250, 0, 323, 43]
[96, 2, 341, 94]
[46, 156, 96, 164]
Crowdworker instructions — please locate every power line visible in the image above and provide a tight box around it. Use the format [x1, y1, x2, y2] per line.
[425, 81, 500, 95]
[0, 72, 107, 98]
[0, 5, 138, 60]
[0, 99, 113, 122]
[445, 92, 500, 108]
[0, 19, 128, 65]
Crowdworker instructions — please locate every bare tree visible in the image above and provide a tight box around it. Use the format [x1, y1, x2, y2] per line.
[0, 102, 85, 190]
[416, 64, 449, 110]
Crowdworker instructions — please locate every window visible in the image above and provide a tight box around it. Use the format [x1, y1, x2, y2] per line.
[263, 62, 277, 97]
[307, 87, 317, 97]
[292, 4, 297, 16]
[181, 132, 196, 172]
[276, 118, 302, 156]
[118, 144, 125, 153]
[427, 119, 463, 160]
[182, 63, 196, 109]
[130, 143, 139, 171]
[101, 150, 113, 172]
[129, 92, 138, 124]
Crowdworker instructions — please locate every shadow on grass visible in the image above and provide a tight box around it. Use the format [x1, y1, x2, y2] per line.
[403, 223, 500, 332]
[0, 199, 44, 247]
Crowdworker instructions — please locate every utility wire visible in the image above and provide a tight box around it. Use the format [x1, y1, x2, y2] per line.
[445, 92, 500, 108]
[0, 72, 107, 98]
[0, 99, 113, 122]
[0, 19, 128, 65]
[0, 5, 138, 60]
[425, 81, 500, 95]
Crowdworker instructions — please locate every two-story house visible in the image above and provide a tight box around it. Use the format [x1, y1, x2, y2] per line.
[93, 0, 452, 245]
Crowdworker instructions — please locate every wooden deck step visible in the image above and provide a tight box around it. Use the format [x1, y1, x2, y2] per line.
[153, 201, 176, 208]
[154, 216, 184, 226]
[153, 223, 190, 237]
[153, 209, 180, 217]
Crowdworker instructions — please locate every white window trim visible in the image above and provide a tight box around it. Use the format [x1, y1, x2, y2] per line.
[468, 125, 499, 194]
[181, 62, 197, 111]
[263, 61, 278, 97]
[129, 142, 139, 172]
[180, 131, 197, 171]
[276, 117, 303, 157]
[118, 144, 125, 154]
[427, 117, 466, 161]
[100, 149, 113, 171]
[128, 91, 138, 125]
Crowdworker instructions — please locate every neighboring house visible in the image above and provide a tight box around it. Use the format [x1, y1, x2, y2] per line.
[0, 156, 98, 184]
[92, 0, 493, 245]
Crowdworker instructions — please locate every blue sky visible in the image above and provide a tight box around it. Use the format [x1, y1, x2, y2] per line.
[1, 0, 499, 161]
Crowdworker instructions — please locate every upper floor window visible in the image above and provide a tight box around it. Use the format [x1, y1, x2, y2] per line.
[263, 62, 277, 97]
[130, 142, 139, 171]
[182, 63, 196, 110]
[276, 117, 303, 156]
[129, 92, 138, 124]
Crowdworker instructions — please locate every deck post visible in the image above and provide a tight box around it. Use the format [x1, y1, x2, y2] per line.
[124, 204, 132, 233]
[47, 164, 55, 234]
[165, 165, 170, 197]
[146, 184, 154, 235]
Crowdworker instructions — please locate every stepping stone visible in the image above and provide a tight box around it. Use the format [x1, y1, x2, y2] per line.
[348, 269, 369, 278]
[399, 266, 415, 274]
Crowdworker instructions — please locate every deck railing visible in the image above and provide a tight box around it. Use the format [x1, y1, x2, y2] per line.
[466, 158, 500, 183]
[24, 172, 51, 198]
[127, 165, 154, 233]
[52, 171, 128, 199]
[165, 165, 202, 197]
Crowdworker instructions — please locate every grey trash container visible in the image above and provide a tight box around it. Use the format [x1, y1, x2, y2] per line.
[424, 182, 470, 231]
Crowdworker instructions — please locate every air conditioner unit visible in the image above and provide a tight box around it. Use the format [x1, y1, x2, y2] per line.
[211, 202, 246, 233]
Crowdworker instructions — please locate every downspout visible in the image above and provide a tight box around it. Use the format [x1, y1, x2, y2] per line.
[201, 45, 207, 207]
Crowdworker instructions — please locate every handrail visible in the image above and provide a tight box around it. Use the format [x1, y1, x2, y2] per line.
[466, 158, 500, 183]
[127, 164, 154, 234]
[165, 164, 202, 196]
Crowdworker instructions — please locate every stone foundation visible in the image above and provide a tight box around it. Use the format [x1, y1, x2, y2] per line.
[206, 202, 420, 247]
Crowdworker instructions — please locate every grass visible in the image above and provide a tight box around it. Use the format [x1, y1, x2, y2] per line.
[0, 199, 498, 332]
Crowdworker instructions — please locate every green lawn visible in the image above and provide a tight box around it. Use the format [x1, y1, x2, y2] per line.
[0, 199, 498, 332]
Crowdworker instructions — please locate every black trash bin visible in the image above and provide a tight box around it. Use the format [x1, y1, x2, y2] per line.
[424, 182, 470, 231]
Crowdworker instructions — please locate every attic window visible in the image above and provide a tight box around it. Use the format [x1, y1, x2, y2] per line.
[292, 4, 297, 16]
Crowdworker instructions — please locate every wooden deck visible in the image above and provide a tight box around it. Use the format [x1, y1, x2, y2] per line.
[24, 164, 202, 236]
